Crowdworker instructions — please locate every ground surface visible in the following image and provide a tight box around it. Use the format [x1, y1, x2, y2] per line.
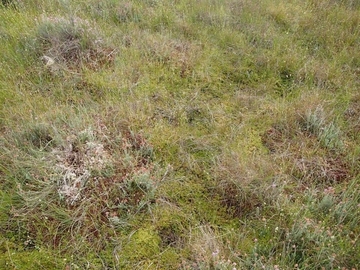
[0, 0, 359, 269]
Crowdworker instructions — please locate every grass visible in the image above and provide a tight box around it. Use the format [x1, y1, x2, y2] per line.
[0, 0, 359, 269]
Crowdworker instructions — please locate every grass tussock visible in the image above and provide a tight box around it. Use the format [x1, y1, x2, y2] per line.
[35, 15, 116, 72]
[0, 0, 360, 268]
[2, 108, 162, 267]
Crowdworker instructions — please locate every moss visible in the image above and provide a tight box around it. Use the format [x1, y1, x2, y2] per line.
[0, 192, 12, 222]
[0, 243, 65, 269]
[157, 248, 180, 269]
[120, 228, 161, 263]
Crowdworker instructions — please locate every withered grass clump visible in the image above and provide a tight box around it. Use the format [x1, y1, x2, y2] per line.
[8, 110, 158, 253]
[36, 16, 116, 71]
[261, 106, 350, 185]
[213, 153, 277, 218]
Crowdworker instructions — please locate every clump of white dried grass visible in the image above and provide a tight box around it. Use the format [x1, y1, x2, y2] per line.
[53, 129, 112, 205]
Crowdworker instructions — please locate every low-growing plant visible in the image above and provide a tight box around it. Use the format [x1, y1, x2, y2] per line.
[34, 16, 116, 72]
[302, 105, 343, 150]
[1, 108, 164, 266]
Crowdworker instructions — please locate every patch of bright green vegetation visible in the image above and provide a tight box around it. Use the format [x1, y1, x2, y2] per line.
[0, 0, 359, 268]
[0, 243, 66, 269]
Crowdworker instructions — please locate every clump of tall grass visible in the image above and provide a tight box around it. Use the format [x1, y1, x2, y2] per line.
[302, 105, 343, 150]
[180, 225, 239, 270]
[3, 108, 161, 262]
[34, 15, 116, 72]
[261, 100, 350, 185]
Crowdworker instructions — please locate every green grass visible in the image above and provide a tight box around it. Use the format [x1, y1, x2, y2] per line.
[0, 0, 359, 269]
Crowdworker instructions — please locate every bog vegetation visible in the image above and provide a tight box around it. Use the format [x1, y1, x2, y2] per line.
[0, 0, 359, 269]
